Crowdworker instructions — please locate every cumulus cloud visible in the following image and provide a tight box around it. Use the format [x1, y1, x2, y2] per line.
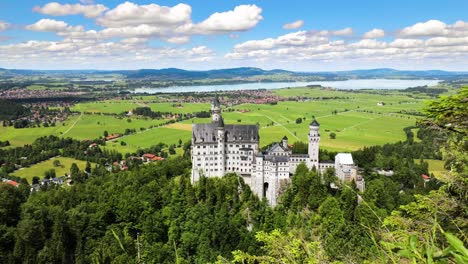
[333, 27, 353, 36]
[399, 20, 448, 37]
[283, 20, 304, 30]
[26, 19, 83, 33]
[0, 38, 216, 69]
[87, 3, 262, 42]
[96, 2, 191, 27]
[225, 20, 468, 69]
[193, 5, 262, 33]
[0, 21, 9, 31]
[363, 28, 385, 39]
[33, 2, 108, 18]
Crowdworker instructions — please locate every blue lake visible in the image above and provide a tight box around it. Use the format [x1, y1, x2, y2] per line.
[132, 79, 441, 94]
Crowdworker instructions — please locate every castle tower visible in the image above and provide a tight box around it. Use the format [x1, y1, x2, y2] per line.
[211, 95, 221, 122]
[282, 136, 288, 149]
[215, 116, 225, 177]
[308, 119, 320, 170]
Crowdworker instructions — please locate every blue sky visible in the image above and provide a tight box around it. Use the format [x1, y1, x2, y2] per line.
[0, 0, 467, 70]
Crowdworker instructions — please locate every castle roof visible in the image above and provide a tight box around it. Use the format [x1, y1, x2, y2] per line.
[192, 123, 259, 144]
[310, 119, 320, 126]
[264, 155, 289, 163]
[282, 135, 288, 140]
[213, 116, 224, 127]
[266, 142, 290, 153]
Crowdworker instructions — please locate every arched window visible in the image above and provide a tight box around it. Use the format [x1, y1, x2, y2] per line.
[263, 182, 269, 198]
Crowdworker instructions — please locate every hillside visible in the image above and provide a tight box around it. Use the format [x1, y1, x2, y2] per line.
[1, 67, 467, 80]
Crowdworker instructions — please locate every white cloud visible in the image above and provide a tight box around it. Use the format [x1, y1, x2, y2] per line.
[363, 28, 385, 39]
[194, 5, 262, 33]
[80, 0, 94, 4]
[333, 27, 353, 36]
[399, 20, 448, 37]
[225, 20, 468, 70]
[283, 20, 304, 30]
[165, 36, 190, 44]
[0, 39, 216, 69]
[0, 21, 9, 31]
[26, 19, 83, 33]
[33, 2, 109, 18]
[96, 2, 191, 28]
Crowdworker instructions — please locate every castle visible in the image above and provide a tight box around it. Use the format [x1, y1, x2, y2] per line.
[191, 96, 363, 206]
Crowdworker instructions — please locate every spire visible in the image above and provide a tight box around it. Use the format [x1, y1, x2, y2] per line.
[212, 94, 220, 107]
[310, 119, 320, 127]
[282, 135, 288, 140]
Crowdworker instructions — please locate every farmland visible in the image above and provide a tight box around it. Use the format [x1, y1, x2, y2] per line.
[1, 87, 437, 154]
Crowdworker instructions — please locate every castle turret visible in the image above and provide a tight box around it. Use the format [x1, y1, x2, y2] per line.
[282, 136, 288, 149]
[215, 116, 225, 176]
[211, 95, 221, 122]
[308, 118, 320, 169]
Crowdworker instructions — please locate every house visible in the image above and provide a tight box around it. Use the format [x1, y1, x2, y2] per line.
[422, 174, 431, 182]
[5, 180, 19, 187]
[142, 153, 165, 162]
[105, 134, 121, 141]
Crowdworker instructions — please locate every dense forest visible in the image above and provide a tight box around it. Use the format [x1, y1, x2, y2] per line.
[0, 99, 29, 121]
[0, 88, 466, 263]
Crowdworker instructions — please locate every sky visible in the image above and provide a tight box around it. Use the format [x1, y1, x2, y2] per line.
[0, 0, 467, 71]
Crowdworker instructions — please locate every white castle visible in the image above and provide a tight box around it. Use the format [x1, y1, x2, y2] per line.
[191, 96, 363, 206]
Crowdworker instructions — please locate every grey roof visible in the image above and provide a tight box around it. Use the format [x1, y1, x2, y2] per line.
[193, 123, 259, 143]
[310, 119, 320, 126]
[213, 116, 224, 127]
[264, 155, 289, 163]
[266, 142, 290, 153]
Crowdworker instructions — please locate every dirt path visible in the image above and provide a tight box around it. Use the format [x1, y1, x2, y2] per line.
[261, 114, 300, 140]
[62, 112, 83, 136]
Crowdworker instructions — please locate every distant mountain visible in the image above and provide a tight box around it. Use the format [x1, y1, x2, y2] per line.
[334, 68, 464, 78]
[0, 67, 466, 80]
[123, 67, 297, 79]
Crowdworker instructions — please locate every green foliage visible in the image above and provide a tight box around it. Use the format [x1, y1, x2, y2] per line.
[216, 229, 328, 264]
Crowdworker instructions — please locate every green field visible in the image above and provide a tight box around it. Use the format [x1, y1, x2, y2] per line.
[71, 100, 211, 115]
[104, 126, 191, 153]
[11, 157, 93, 184]
[3, 87, 434, 153]
[416, 159, 449, 181]
[0, 113, 168, 146]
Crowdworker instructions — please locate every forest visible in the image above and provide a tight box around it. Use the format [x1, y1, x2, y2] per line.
[0, 88, 466, 263]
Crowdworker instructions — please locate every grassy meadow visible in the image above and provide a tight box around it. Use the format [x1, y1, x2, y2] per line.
[11, 157, 94, 184]
[2, 87, 435, 154]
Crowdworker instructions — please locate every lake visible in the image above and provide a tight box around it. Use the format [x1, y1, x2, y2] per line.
[132, 79, 441, 94]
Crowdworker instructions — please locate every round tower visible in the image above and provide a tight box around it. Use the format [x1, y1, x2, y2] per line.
[211, 95, 221, 122]
[308, 118, 320, 169]
[215, 116, 225, 177]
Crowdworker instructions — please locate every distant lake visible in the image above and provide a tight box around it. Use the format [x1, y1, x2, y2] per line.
[132, 79, 441, 94]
